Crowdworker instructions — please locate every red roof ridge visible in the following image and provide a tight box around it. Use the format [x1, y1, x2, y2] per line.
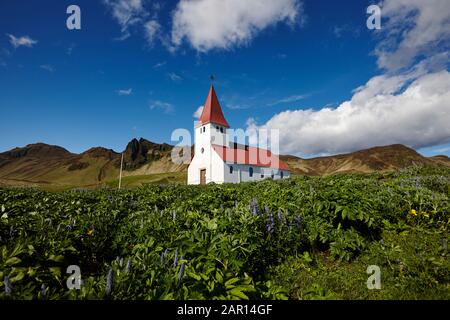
[212, 144, 290, 171]
[196, 85, 230, 128]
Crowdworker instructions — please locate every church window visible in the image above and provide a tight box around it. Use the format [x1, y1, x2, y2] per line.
[230, 166, 233, 174]
[220, 127, 224, 133]
[201, 148, 204, 154]
[281, 171, 284, 178]
[249, 167, 253, 177]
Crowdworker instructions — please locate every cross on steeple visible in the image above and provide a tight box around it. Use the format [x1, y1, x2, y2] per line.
[209, 75, 215, 84]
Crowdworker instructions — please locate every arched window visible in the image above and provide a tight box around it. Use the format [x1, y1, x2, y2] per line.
[249, 167, 253, 177]
[271, 171, 274, 179]
[216, 126, 219, 131]
[220, 127, 224, 133]
[280, 171, 284, 178]
[230, 166, 233, 174]
[203, 127, 206, 133]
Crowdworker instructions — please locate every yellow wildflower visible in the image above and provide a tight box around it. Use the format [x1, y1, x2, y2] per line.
[87, 228, 94, 236]
[410, 209, 417, 216]
[421, 211, 430, 218]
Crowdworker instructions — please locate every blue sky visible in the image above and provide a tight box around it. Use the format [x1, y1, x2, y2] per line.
[0, 0, 449, 157]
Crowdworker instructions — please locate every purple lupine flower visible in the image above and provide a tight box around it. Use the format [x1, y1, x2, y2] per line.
[178, 262, 186, 282]
[278, 210, 285, 224]
[173, 250, 179, 267]
[4, 276, 12, 295]
[172, 210, 177, 222]
[292, 216, 302, 228]
[161, 249, 169, 264]
[106, 269, 114, 295]
[249, 199, 259, 216]
[126, 259, 132, 273]
[266, 214, 275, 235]
[264, 206, 271, 215]
[41, 284, 46, 300]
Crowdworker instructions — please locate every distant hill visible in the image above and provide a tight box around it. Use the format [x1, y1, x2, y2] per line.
[280, 144, 450, 176]
[0, 138, 187, 190]
[0, 141, 448, 190]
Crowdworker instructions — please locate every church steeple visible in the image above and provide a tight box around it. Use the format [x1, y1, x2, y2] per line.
[197, 85, 230, 128]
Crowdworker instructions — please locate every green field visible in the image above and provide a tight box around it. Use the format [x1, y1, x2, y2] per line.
[0, 166, 449, 300]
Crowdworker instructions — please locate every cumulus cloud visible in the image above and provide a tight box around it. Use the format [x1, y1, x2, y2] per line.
[171, 0, 302, 52]
[246, 1, 450, 156]
[376, 0, 450, 71]
[248, 70, 450, 156]
[7, 34, 37, 48]
[193, 105, 203, 118]
[117, 88, 133, 96]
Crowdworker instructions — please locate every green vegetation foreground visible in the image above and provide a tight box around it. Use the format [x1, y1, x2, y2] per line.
[0, 166, 449, 300]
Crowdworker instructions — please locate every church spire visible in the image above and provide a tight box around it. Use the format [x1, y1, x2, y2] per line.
[197, 85, 230, 128]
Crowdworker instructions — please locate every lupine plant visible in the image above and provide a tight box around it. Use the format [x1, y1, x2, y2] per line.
[0, 166, 449, 299]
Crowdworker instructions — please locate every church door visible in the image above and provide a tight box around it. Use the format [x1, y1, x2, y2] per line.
[200, 169, 206, 185]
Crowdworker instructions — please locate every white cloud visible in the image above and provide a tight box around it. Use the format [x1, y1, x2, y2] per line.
[268, 94, 307, 106]
[171, 0, 302, 52]
[149, 100, 174, 114]
[39, 65, 54, 73]
[117, 88, 133, 96]
[103, 0, 146, 32]
[103, 0, 160, 44]
[376, 0, 450, 71]
[7, 34, 37, 48]
[193, 105, 203, 118]
[144, 20, 160, 44]
[153, 61, 166, 69]
[168, 72, 182, 82]
[248, 70, 450, 156]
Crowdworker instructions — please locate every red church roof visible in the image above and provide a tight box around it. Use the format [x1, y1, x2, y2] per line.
[197, 85, 230, 128]
[212, 144, 290, 171]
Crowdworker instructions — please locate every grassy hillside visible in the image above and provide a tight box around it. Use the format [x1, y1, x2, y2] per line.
[281, 144, 450, 176]
[1, 141, 449, 190]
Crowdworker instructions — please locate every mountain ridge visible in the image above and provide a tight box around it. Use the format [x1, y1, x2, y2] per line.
[0, 140, 448, 190]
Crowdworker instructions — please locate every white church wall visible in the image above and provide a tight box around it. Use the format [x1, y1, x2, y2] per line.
[223, 163, 290, 183]
[188, 123, 226, 184]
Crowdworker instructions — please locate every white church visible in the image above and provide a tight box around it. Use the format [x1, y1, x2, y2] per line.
[188, 85, 291, 185]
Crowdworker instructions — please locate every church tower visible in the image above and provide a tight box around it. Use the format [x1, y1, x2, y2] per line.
[188, 85, 229, 184]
